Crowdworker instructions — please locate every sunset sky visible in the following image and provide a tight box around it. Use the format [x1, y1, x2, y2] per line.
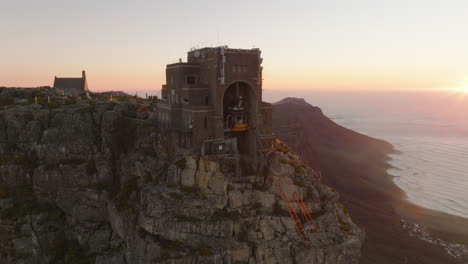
[1, 0, 468, 92]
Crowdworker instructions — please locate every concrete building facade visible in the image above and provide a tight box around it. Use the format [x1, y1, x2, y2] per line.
[157, 46, 273, 166]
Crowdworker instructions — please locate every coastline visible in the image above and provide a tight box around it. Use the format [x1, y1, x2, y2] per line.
[385, 153, 468, 244]
[272, 98, 468, 263]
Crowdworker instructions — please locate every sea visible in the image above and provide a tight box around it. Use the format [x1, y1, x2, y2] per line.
[264, 90, 468, 220]
[129, 89, 468, 219]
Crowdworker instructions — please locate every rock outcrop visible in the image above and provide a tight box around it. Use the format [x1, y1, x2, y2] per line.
[0, 89, 363, 263]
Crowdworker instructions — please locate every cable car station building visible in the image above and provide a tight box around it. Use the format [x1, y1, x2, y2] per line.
[157, 46, 273, 166]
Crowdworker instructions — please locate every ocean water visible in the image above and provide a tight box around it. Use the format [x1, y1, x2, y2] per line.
[264, 90, 468, 219]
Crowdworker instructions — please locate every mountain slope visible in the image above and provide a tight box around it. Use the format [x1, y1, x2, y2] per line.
[272, 97, 459, 264]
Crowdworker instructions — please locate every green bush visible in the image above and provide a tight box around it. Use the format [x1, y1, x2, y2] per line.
[175, 157, 187, 170]
[63, 158, 86, 167]
[198, 245, 213, 256]
[180, 186, 199, 194]
[113, 179, 140, 211]
[86, 159, 97, 176]
[273, 201, 289, 216]
[276, 143, 289, 153]
[175, 215, 199, 222]
[67, 97, 77, 105]
[211, 209, 240, 221]
[143, 174, 152, 183]
[0, 184, 56, 220]
[0, 97, 14, 106]
[160, 239, 184, 251]
[14, 153, 38, 172]
[168, 192, 182, 200]
[0, 183, 9, 198]
[294, 179, 307, 188]
[117, 96, 128, 102]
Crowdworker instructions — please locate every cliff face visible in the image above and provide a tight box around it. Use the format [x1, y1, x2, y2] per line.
[0, 90, 363, 263]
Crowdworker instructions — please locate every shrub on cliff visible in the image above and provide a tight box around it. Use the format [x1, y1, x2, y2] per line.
[113, 178, 140, 211]
[0, 96, 14, 106]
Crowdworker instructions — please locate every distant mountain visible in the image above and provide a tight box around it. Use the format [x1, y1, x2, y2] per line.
[274, 97, 312, 107]
[98, 90, 132, 97]
[273, 97, 392, 167]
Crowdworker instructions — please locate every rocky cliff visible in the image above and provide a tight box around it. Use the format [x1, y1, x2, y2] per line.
[0, 88, 363, 263]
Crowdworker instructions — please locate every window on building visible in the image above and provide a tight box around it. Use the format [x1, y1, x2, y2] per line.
[182, 98, 189, 104]
[204, 116, 207, 128]
[186, 76, 195, 84]
[204, 95, 209, 105]
[233, 65, 237, 73]
[189, 118, 193, 129]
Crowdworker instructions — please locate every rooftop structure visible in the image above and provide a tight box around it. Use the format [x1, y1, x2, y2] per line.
[157, 46, 273, 168]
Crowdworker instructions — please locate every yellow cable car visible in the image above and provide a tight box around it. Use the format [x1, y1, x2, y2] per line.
[231, 123, 248, 132]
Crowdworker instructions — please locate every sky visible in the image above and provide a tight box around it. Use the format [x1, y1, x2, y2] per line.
[1, 0, 468, 92]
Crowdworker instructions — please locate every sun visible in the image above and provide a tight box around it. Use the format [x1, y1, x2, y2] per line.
[453, 86, 468, 94]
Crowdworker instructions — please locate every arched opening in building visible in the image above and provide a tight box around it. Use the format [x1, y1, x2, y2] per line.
[222, 81, 257, 157]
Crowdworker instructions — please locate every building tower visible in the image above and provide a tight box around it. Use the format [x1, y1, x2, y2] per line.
[157, 46, 273, 170]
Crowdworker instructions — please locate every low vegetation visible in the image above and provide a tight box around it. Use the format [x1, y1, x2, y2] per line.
[175, 157, 187, 170]
[112, 178, 140, 211]
[198, 245, 213, 257]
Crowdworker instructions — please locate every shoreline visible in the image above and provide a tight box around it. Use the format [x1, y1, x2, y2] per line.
[393, 179, 468, 247]
[386, 152, 468, 221]
[324, 140, 468, 264]
[382, 147, 468, 261]
[383, 146, 468, 246]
